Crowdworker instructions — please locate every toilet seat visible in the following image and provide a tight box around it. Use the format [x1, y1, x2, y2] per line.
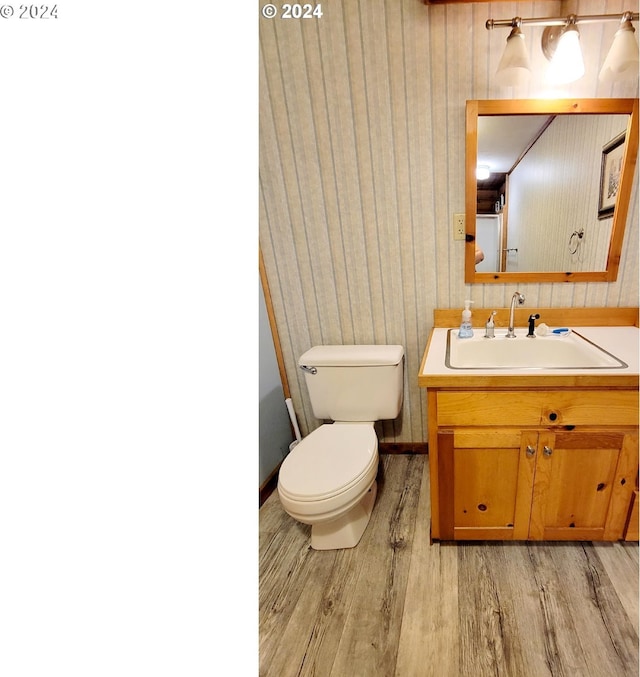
[278, 424, 379, 522]
[279, 424, 377, 500]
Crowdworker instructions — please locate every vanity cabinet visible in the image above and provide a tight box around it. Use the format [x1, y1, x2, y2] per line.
[430, 389, 639, 541]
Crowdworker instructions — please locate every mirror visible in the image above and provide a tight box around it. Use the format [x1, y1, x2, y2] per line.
[465, 99, 639, 284]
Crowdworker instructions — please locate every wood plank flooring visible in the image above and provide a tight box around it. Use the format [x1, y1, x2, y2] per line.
[259, 454, 639, 677]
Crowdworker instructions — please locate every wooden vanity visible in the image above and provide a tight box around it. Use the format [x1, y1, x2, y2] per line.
[419, 307, 639, 542]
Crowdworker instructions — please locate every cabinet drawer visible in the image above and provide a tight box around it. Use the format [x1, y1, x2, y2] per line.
[437, 390, 638, 427]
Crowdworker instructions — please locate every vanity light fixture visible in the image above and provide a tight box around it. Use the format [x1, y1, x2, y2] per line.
[542, 20, 585, 85]
[487, 11, 639, 86]
[476, 165, 491, 180]
[495, 24, 531, 87]
[599, 15, 639, 82]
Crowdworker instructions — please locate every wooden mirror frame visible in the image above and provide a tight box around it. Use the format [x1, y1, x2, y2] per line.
[465, 98, 639, 284]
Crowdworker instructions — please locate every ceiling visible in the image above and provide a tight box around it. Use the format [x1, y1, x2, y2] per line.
[477, 115, 553, 174]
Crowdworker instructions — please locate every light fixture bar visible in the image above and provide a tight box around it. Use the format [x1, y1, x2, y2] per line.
[487, 12, 639, 31]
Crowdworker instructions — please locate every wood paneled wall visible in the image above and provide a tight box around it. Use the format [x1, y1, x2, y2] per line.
[259, 0, 639, 444]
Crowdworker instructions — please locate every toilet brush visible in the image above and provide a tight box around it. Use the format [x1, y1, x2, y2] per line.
[285, 398, 302, 452]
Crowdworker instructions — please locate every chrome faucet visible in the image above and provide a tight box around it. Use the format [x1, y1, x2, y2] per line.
[506, 291, 525, 338]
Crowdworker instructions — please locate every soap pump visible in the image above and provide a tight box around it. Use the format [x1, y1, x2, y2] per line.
[458, 300, 474, 338]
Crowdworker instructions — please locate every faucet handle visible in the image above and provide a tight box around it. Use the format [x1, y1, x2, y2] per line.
[484, 311, 497, 338]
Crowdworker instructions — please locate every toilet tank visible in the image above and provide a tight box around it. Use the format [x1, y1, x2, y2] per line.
[298, 345, 404, 421]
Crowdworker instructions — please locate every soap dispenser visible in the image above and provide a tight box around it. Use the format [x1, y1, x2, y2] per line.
[458, 300, 474, 338]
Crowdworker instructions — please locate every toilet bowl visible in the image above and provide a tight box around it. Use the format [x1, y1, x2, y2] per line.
[277, 344, 404, 550]
[278, 422, 379, 550]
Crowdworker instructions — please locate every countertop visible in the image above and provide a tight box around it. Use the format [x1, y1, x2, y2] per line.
[419, 326, 640, 388]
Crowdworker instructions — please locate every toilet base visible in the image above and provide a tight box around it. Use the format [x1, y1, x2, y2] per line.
[310, 481, 377, 550]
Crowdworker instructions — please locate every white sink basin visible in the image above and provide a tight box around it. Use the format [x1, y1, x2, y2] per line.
[446, 329, 628, 369]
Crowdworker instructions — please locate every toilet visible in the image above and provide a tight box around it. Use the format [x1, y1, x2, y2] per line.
[277, 345, 404, 550]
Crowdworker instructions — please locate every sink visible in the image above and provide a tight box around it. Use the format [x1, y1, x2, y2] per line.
[446, 329, 628, 370]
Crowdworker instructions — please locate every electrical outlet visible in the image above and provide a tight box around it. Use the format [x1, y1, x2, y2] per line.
[453, 213, 465, 240]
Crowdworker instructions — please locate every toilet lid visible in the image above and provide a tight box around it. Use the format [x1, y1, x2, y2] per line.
[279, 424, 377, 500]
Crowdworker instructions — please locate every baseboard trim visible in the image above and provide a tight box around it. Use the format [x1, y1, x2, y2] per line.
[260, 464, 281, 507]
[379, 442, 429, 454]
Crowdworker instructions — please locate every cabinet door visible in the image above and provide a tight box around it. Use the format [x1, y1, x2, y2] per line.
[625, 490, 639, 541]
[529, 430, 638, 541]
[437, 429, 537, 540]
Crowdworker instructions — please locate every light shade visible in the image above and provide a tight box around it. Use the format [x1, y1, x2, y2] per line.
[546, 25, 585, 84]
[495, 27, 531, 87]
[476, 165, 491, 180]
[599, 20, 639, 83]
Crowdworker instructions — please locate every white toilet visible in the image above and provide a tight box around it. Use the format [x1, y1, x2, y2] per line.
[277, 345, 404, 550]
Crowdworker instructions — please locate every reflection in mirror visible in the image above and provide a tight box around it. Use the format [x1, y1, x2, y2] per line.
[465, 99, 639, 284]
[477, 114, 626, 273]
